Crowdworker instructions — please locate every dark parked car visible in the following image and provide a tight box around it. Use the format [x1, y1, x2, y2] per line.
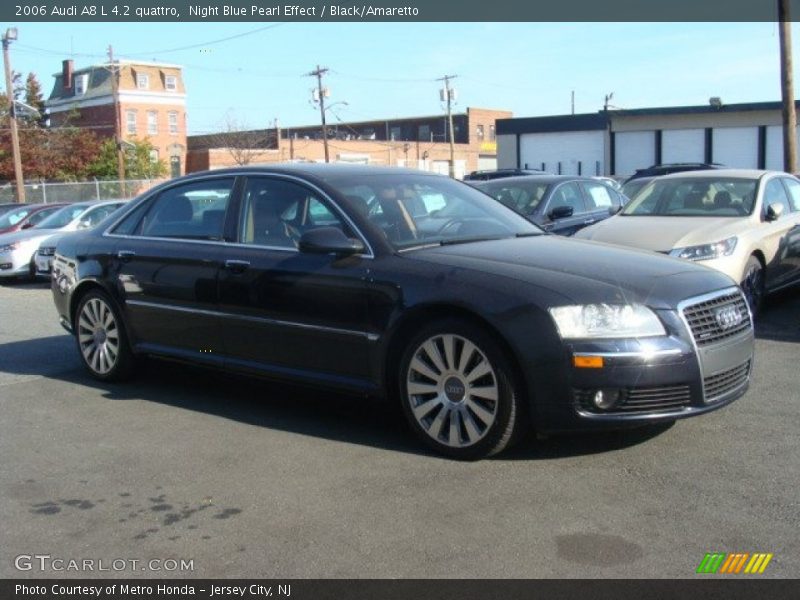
[471, 175, 627, 236]
[625, 163, 724, 183]
[463, 168, 546, 181]
[51, 165, 754, 459]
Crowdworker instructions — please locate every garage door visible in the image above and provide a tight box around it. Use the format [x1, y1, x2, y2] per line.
[662, 129, 705, 164]
[519, 130, 604, 176]
[615, 131, 655, 176]
[765, 125, 800, 171]
[712, 127, 758, 168]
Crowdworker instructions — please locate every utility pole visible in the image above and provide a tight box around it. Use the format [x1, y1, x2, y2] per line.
[2, 28, 25, 203]
[571, 91, 575, 115]
[307, 65, 330, 163]
[779, 0, 797, 173]
[437, 74, 457, 178]
[108, 45, 125, 182]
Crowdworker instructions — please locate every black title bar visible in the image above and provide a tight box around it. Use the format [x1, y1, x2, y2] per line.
[3, 0, 800, 22]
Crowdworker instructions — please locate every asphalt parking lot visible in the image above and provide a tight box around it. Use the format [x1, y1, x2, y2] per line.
[1, 280, 798, 579]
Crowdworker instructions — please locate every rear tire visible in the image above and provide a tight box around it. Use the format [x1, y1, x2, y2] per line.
[74, 290, 135, 382]
[397, 319, 525, 460]
[740, 255, 765, 318]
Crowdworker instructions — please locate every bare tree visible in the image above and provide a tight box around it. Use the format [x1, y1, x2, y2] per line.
[208, 113, 268, 166]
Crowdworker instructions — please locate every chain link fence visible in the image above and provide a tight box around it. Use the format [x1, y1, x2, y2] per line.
[0, 179, 166, 204]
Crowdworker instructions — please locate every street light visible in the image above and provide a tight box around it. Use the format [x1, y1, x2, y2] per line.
[2, 27, 25, 202]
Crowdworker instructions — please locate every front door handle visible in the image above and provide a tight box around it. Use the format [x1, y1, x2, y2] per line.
[583, 219, 596, 225]
[224, 259, 250, 273]
[117, 250, 135, 263]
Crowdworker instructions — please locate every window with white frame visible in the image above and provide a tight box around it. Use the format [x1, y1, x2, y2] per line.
[136, 73, 149, 89]
[164, 75, 177, 91]
[126, 110, 137, 134]
[149, 149, 159, 163]
[147, 111, 158, 135]
[168, 111, 179, 135]
[74, 73, 88, 95]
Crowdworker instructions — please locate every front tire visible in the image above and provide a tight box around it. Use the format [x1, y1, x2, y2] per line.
[398, 319, 525, 460]
[74, 290, 135, 381]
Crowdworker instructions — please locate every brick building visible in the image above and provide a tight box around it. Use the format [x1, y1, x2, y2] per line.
[186, 107, 511, 178]
[45, 59, 188, 176]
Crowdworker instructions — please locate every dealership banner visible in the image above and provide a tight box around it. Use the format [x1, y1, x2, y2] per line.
[2, 580, 800, 600]
[2, 0, 799, 22]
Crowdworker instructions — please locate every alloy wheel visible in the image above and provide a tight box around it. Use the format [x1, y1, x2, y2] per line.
[77, 297, 120, 375]
[405, 333, 499, 448]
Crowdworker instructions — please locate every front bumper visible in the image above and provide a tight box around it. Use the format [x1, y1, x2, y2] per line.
[533, 290, 754, 433]
[0, 249, 34, 278]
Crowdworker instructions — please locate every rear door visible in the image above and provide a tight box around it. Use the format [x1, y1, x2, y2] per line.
[760, 177, 797, 288]
[777, 177, 800, 285]
[109, 176, 237, 361]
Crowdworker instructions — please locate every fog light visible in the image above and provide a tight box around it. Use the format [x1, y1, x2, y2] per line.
[593, 389, 620, 410]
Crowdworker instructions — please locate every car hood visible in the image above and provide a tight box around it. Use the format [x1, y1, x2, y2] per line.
[410, 235, 737, 309]
[575, 215, 752, 251]
[0, 228, 59, 246]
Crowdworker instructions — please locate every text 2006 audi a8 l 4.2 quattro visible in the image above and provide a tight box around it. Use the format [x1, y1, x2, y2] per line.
[49, 165, 754, 459]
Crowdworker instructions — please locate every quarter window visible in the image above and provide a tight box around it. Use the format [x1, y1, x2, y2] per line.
[133, 179, 235, 240]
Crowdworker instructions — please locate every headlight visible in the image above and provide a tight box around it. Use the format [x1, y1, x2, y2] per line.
[549, 304, 666, 339]
[0, 241, 21, 253]
[670, 237, 737, 261]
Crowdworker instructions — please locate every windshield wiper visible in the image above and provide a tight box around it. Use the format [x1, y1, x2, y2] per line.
[438, 236, 508, 246]
[515, 231, 543, 238]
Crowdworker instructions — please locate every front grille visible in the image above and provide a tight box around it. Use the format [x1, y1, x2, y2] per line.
[38, 247, 55, 256]
[575, 384, 692, 414]
[703, 360, 750, 402]
[682, 291, 751, 346]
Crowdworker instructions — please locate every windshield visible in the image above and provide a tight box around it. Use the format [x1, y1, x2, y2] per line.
[475, 180, 550, 215]
[0, 206, 34, 228]
[622, 177, 758, 217]
[326, 173, 542, 250]
[35, 203, 92, 229]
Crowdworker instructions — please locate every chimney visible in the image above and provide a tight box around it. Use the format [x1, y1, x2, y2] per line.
[62, 59, 73, 91]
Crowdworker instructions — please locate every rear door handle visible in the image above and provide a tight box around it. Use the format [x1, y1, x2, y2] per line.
[117, 250, 135, 262]
[224, 259, 250, 273]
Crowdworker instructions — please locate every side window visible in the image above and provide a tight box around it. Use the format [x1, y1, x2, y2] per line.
[763, 178, 791, 217]
[781, 178, 800, 212]
[238, 177, 350, 248]
[27, 209, 55, 226]
[548, 182, 586, 215]
[136, 178, 234, 240]
[81, 204, 123, 228]
[582, 182, 614, 210]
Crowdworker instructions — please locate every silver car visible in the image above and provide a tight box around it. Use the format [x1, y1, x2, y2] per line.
[0, 200, 126, 280]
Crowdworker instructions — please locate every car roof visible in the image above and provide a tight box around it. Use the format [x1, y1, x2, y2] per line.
[473, 175, 603, 185]
[192, 163, 443, 180]
[658, 168, 777, 180]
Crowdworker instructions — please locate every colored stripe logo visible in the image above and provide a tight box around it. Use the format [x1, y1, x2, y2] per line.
[697, 552, 773, 574]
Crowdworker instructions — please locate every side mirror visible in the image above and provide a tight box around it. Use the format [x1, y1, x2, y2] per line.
[77, 219, 93, 229]
[608, 204, 623, 215]
[21, 221, 34, 229]
[765, 202, 784, 222]
[548, 205, 574, 220]
[298, 227, 365, 256]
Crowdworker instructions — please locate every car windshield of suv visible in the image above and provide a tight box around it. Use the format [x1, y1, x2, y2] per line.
[622, 177, 758, 217]
[475, 180, 550, 215]
[34, 203, 92, 229]
[0, 207, 33, 228]
[327, 173, 542, 250]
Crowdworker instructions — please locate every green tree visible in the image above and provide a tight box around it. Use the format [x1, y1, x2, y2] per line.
[88, 137, 167, 180]
[22, 73, 45, 126]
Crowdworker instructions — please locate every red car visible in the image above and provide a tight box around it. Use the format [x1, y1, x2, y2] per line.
[0, 203, 66, 235]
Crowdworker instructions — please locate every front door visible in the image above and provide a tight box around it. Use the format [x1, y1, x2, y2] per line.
[217, 176, 373, 390]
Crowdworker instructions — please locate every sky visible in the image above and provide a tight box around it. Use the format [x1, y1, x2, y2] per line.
[5, 21, 800, 135]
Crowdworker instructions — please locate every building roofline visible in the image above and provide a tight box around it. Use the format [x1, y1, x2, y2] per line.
[51, 59, 183, 76]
